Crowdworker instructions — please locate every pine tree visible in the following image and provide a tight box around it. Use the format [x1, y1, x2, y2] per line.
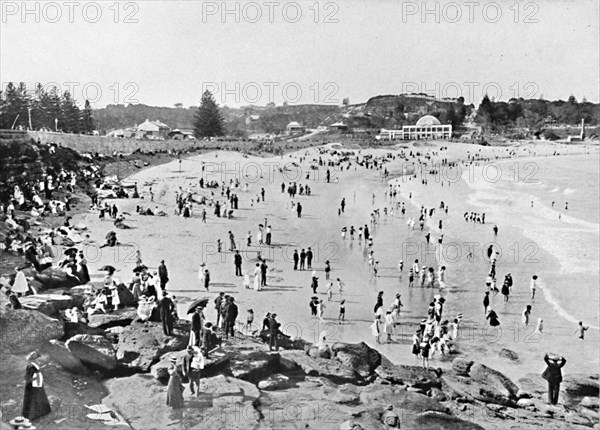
[193, 90, 225, 138]
[61, 91, 81, 133]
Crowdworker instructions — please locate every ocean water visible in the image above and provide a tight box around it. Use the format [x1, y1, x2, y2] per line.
[465, 154, 599, 329]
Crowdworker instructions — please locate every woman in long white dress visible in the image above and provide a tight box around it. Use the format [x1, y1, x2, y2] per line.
[253, 264, 261, 291]
[384, 311, 395, 343]
[371, 316, 381, 344]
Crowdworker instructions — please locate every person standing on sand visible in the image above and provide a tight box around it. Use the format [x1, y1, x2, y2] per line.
[542, 354, 566, 405]
[306, 248, 313, 269]
[234, 251, 243, 276]
[293, 249, 299, 270]
[166, 356, 184, 409]
[300, 249, 306, 270]
[522, 305, 532, 327]
[297, 202, 303, 218]
[336, 278, 345, 294]
[253, 263, 261, 291]
[576, 321, 589, 339]
[159, 291, 175, 335]
[371, 316, 381, 344]
[317, 299, 326, 323]
[493, 225, 498, 236]
[338, 300, 346, 322]
[530, 275, 540, 300]
[229, 231, 236, 251]
[158, 260, 169, 291]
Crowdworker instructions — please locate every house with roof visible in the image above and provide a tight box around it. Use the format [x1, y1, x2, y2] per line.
[377, 114, 452, 140]
[136, 119, 171, 140]
[168, 128, 196, 140]
[286, 121, 306, 134]
[329, 122, 348, 131]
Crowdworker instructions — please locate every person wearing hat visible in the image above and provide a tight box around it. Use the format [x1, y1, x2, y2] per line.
[190, 305, 204, 347]
[158, 260, 169, 291]
[542, 353, 566, 405]
[166, 355, 184, 408]
[381, 404, 400, 428]
[182, 346, 204, 396]
[224, 296, 238, 339]
[214, 292, 225, 327]
[311, 276, 319, 294]
[22, 352, 51, 421]
[159, 290, 175, 336]
[268, 313, 281, 351]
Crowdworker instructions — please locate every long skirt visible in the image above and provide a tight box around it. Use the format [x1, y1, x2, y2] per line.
[22, 385, 51, 420]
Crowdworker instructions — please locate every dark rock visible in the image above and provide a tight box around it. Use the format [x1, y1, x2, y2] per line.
[66, 334, 117, 370]
[44, 339, 89, 375]
[230, 349, 280, 382]
[443, 362, 519, 407]
[563, 374, 600, 398]
[87, 308, 138, 329]
[0, 305, 64, 354]
[499, 348, 519, 361]
[62, 321, 106, 339]
[429, 387, 447, 402]
[257, 329, 311, 350]
[407, 410, 486, 429]
[330, 342, 381, 378]
[375, 364, 442, 390]
[279, 350, 359, 384]
[116, 320, 188, 372]
[452, 358, 474, 376]
[19, 292, 84, 316]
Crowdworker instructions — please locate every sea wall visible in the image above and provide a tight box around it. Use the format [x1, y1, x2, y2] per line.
[26, 131, 198, 155]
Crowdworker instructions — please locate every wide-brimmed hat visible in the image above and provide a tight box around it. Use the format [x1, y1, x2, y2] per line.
[9, 417, 32, 427]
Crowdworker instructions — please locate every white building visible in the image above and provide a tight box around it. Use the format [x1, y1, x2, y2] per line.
[378, 115, 452, 140]
[286, 121, 306, 134]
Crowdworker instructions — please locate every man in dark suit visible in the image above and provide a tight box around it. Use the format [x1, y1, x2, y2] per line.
[293, 250, 299, 270]
[191, 305, 204, 346]
[234, 251, 243, 276]
[158, 260, 169, 290]
[269, 313, 281, 351]
[224, 297, 238, 339]
[306, 248, 313, 269]
[542, 354, 567, 405]
[159, 291, 175, 335]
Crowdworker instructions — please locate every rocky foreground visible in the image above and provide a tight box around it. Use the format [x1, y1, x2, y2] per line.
[0, 282, 598, 429]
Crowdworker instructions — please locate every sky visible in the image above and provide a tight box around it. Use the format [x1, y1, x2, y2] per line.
[1, 0, 599, 108]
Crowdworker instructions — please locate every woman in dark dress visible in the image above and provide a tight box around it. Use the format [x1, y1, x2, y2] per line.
[166, 357, 185, 409]
[22, 353, 51, 421]
[486, 309, 500, 327]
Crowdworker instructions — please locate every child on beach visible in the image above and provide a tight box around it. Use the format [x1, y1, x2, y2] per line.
[408, 269, 414, 287]
[530, 275, 540, 300]
[412, 331, 421, 362]
[325, 261, 331, 280]
[243, 271, 251, 289]
[371, 316, 381, 344]
[522, 305, 532, 327]
[576, 321, 589, 339]
[326, 282, 333, 301]
[420, 337, 431, 370]
[336, 278, 345, 294]
[535, 318, 544, 334]
[338, 300, 346, 322]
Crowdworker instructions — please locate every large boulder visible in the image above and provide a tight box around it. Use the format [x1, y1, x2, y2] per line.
[116, 320, 188, 372]
[563, 374, 600, 398]
[87, 308, 138, 329]
[258, 374, 291, 391]
[20, 292, 84, 316]
[331, 342, 381, 378]
[406, 410, 486, 430]
[452, 358, 474, 376]
[44, 339, 89, 375]
[257, 329, 312, 350]
[358, 383, 449, 414]
[0, 307, 64, 354]
[150, 348, 230, 383]
[27, 266, 82, 291]
[375, 364, 442, 391]
[230, 349, 280, 382]
[66, 334, 117, 370]
[443, 362, 519, 407]
[62, 321, 106, 339]
[279, 350, 359, 384]
[499, 348, 519, 362]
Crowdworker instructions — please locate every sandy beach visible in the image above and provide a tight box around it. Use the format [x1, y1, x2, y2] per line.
[71, 140, 599, 385]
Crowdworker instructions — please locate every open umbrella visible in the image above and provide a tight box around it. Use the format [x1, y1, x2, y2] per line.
[187, 297, 209, 314]
[99, 265, 116, 273]
[133, 265, 148, 273]
[64, 247, 78, 256]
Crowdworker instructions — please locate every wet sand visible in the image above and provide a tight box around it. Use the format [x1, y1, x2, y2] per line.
[72, 140, 599, 383]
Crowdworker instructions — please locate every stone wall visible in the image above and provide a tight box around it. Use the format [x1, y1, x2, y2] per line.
[27, 131, 200, 155]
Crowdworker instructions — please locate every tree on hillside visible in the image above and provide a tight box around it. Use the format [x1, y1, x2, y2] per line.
[193, 90, 225, 138]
